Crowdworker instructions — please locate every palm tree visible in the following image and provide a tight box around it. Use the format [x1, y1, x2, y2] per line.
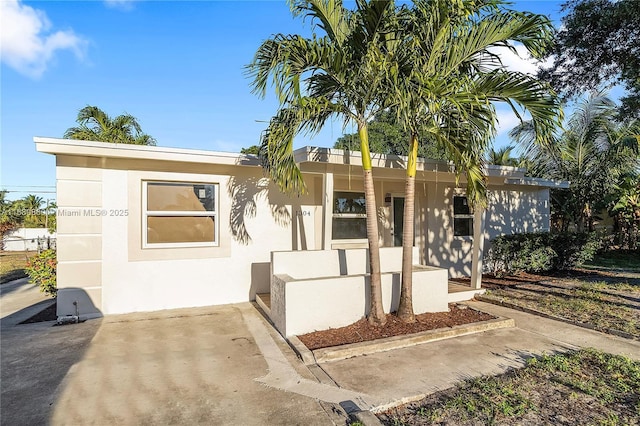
[608, 172, 640, 249]
[391, 0, 561, 321]
[488, 146, 518, 166]
[20, 194, 44, 227]
[512, 93, 640, 232]
[247, 0, 400, 325]
[64, 106, 156, 145]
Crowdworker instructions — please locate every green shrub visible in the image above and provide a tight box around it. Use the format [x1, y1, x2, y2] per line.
[25, 249, 57, 297]
[487, 232, 600, 275]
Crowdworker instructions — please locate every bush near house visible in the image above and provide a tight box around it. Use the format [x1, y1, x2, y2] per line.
[25, 249, 57, 297]
[487, 232, 600, 276]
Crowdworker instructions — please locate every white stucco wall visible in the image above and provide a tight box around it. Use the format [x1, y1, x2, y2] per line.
[54, 154, 323, 317]
[2, 228, 55, 251]
[425, 184, 551, 278]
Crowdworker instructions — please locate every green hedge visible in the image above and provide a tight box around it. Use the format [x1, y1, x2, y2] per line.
[25, 249, 57, 297]
[487, 232, 600, 276]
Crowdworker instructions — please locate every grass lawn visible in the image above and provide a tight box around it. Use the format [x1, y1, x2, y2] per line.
[582, 251, 640, 272]
[378, 349, 640, 425]
[479, 267, 640, 338]
[0, 251, 34, 283]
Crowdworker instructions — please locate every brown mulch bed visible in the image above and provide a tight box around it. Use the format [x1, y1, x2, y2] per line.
[19, 300, 57, 324]
[298, 304, 496, 350]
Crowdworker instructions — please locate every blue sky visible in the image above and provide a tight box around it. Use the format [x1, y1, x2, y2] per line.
[1, 0, 576, 201]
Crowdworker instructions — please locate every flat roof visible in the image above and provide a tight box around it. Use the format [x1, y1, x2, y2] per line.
[34, 137, 569, 189]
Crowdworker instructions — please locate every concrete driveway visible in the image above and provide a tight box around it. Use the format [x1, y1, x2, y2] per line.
[3, 279, 639, 425]
[1, 300, 353, 426]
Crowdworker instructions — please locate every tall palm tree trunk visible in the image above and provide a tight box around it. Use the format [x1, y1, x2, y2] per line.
[359, 124, 386, 326]
[397, 133, 418, 322]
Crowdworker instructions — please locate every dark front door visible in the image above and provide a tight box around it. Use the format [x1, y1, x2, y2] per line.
[393, 197, 404, 247]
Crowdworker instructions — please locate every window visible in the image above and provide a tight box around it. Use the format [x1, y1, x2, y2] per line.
[332, 191, 367, 240]
[453, 195, 473, 237]
[143, 182, 218, 248]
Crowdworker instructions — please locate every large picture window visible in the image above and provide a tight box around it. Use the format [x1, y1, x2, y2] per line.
[453, 195, 473, 237]
[143, 181, 218, 248]
[332, 191, 367, 240]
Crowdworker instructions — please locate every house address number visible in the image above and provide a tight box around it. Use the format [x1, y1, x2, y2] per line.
[296, 210, 312, 217]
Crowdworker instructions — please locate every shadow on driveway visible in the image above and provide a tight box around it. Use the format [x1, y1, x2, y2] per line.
[1, 304, 101, 426]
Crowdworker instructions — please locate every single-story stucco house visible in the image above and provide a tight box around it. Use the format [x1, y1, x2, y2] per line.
[35, 137, 567, 336]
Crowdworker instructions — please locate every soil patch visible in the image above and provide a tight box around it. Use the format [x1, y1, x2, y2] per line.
[20, 300, 57, 324]
[298, 304, 495, 350]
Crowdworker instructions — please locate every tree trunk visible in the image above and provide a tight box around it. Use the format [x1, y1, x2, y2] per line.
[359, 124, 386, 326]
[397, 133, 418, 322]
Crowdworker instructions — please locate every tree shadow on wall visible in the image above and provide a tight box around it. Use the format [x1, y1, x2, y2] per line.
[227, 176, 290, 245]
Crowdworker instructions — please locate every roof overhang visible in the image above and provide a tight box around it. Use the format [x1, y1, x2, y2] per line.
[34, 137, 260, 167]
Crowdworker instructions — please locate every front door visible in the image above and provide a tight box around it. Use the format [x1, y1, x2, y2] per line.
[392, 197, 404, 247]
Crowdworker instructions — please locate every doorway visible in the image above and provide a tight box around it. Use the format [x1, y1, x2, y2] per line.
[392, 196, 404, 247]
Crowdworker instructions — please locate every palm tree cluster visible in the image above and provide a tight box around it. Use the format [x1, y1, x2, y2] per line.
[64, 105, 156, 146]
[512, 93, 640, 234]
[0, 193, 56, 236]
[247, 0, 561, 324]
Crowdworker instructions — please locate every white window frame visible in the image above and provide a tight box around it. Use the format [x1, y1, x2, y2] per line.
[142, 181, 219, 249]
[453, 195, 474, 238]
[332, 190, 368, 242]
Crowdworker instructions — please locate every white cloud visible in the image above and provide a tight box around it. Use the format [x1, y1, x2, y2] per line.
[104, 0, 136, 11]
[487, 44, 552, 75]
[0, 0, 87, 78]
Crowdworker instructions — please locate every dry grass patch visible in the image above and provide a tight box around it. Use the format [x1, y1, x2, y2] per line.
[478, 272, 640, 338]
[0, 251, 34, 283]
[379, 349, 640, 426]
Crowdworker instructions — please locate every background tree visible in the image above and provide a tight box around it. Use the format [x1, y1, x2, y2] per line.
[607, 173, 640, 250]
[333, 110, 446, 160]
[240, 145, 261, 155]
[0, 191, 23, 238]
[539, 0, 640, 119]
[512, 93, 640, 232]
[247, 0, 400, 325]
[19, 195, 44, 228]
[487, 146, 518, 166]
[64, 105, 157, 145]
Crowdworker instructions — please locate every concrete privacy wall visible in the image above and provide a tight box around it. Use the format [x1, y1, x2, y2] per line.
[271, 246, 420, 278]
[270, 247, 448, 336]
[2, 228, 55, 251]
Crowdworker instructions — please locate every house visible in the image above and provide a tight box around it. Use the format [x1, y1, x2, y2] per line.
[35, 137, 567, 335]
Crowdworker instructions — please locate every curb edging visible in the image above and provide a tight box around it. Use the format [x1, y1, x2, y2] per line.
[286, 311, 515, 365]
